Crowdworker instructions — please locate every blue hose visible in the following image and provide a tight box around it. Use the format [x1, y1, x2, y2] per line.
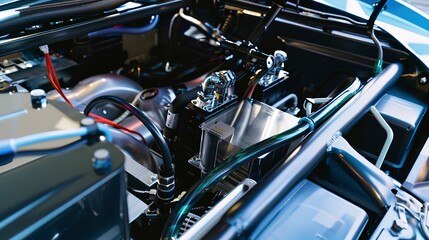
[0, 123, 112, 158]
[88, 15, 159, 38]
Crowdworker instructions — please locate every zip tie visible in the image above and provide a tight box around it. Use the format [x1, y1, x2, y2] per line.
[298, 116, 315, 132]
[373, 59, 383, 75]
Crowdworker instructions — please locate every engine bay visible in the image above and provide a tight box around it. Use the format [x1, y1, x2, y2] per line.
[1, 0, 429, 239]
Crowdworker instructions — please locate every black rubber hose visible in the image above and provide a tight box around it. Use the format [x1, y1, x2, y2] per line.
[83, 95, 173, 172]
[164, 86, 202, 141]
[170, 87, 201, 114]
[248, 3, 283, 44]
[296, 0, 301, 13]
[178, 8, 215, 40]
[366, 0, 389, 75]
[0, 0, 130, 35]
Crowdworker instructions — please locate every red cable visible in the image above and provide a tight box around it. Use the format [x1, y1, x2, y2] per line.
[47, 54, 61, 88]
[45, 53, 73, 106]
[244, 69, 267, 99]
[245, 82, 257, 99]
[89, 113, 147, 144]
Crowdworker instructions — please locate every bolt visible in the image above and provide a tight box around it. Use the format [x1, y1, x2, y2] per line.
[266, 56, 273, 68]
[92, 149, 111, 175]
[80, 117, 95, 126]
[151, 175, 157, 182]
[420, 77, 427, 84]
[140, 89, 158, 100]
[30, 89, 47, 109]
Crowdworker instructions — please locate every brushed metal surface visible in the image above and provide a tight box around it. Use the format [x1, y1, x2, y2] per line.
[200, 99, 299, 162]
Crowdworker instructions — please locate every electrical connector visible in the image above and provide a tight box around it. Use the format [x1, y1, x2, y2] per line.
[0, 139, 16, 156]
[39, 45, 49, 54]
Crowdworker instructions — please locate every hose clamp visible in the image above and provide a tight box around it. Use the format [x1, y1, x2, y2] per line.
[298, 116, 315, 132]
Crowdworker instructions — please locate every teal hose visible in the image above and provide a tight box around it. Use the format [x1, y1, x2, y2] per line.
[162, 78, 362, 239]
[163, 124, 309, 239]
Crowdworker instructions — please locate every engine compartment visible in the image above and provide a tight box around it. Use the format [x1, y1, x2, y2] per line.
[0, 0, 429, 239]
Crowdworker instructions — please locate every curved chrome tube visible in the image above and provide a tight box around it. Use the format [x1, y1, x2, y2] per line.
[47, 74, 142, 110]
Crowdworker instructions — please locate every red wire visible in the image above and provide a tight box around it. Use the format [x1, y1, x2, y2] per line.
[44, 52, 147, 144]
[245, 82, 257, 99]
[45, 53, 73, 107]
[89, 113, 147, 144]
[243, 69, 267, 99]
[47, 54, 62, 88]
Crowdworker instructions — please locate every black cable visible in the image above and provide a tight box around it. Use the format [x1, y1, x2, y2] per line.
[163, 86, 202, 143]
[125, 53, 224, 87]
[366, 0, 389, 75]
[169, 87, 202, 114]
[178, 8, 215, 40]
[248, 3, 283, 44]
[296, 0, 301, 13]
[83, 95, 173, 172]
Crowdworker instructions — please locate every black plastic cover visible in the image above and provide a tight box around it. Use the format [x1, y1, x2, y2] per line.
[0, 141, 128, 239]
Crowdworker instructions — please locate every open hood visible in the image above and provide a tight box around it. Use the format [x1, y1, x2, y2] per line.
[315, 0, 429, 69]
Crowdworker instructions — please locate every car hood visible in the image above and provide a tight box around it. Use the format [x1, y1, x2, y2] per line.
[315, 0, 429, 70]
